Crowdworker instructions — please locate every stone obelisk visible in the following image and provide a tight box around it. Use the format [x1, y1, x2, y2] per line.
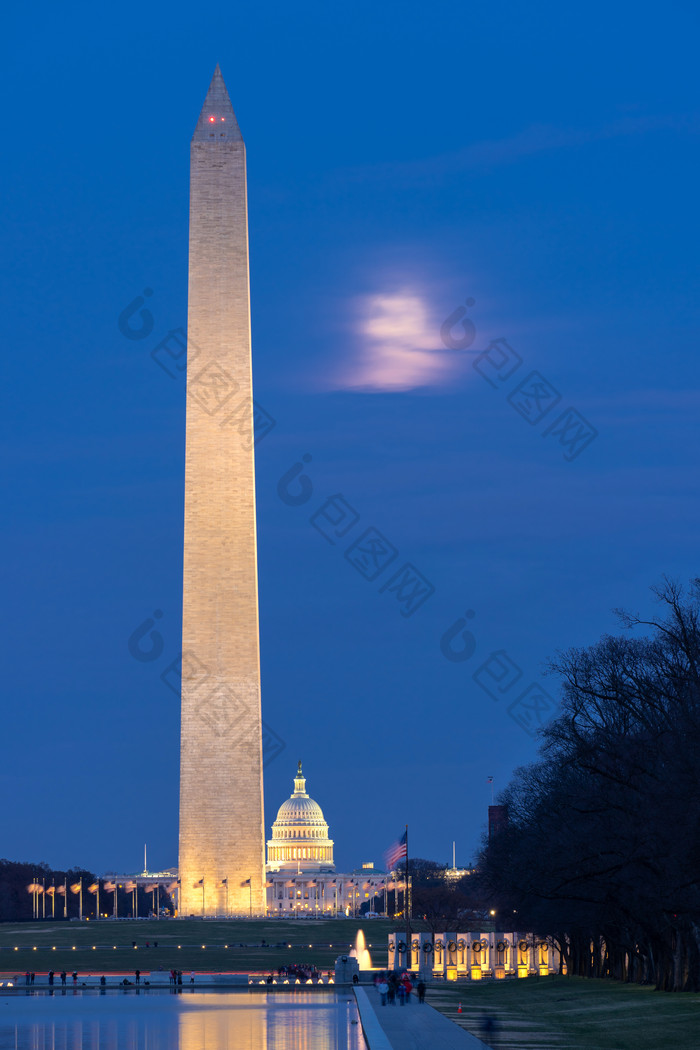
[178, 66, 265, 917]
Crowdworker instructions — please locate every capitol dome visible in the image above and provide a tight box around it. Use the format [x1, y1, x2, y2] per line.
[266, 762, 335, 873]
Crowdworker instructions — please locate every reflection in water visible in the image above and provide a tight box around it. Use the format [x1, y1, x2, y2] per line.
[179, 995, 267, 1050]
[0, 991, 363, 1050]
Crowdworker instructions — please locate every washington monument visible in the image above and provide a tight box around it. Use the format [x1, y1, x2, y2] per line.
[178, 67, 265, 916]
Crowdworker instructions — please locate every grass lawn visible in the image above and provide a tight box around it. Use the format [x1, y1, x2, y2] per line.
[0, 918, 394, 976]
[429, 975, 700, 1050]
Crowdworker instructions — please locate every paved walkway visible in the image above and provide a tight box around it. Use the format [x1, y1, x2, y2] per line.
[355, 987, 488, 1049]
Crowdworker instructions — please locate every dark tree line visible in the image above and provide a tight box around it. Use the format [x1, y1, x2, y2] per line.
[366, 857, 487, 932]
[478, 578, 700, 991]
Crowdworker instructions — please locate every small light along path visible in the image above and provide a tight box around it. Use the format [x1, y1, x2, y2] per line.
[427, 987, 572, 1050]
[0, 943, 359, 952]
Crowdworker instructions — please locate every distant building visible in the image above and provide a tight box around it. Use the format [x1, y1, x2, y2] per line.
[444, 866, 471, 882]
[266, 761, 335, 872]
[265, 762, 388, 916]
[488, 804, 508, 840]
[105, 762, 395, 917]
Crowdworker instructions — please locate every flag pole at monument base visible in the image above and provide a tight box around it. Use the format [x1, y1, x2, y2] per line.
[384, 828, 409, 967]
[405, 823, 411, 971]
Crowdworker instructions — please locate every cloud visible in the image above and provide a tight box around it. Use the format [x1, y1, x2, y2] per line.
[332, 289, 464, 392]
[334, 114, 699, 188]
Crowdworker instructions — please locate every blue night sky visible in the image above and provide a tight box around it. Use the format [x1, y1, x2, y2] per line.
[1, 1, 699, 877]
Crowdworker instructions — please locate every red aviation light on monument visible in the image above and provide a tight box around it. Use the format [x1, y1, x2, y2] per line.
[208, 116, 215, 122]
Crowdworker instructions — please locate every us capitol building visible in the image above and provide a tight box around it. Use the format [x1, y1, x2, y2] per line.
[265, 762, 386, 916]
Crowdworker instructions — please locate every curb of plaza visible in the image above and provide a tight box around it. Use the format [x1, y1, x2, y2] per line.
[353, 988, 394, 1050]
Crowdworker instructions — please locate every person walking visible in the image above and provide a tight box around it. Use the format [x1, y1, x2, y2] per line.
[24, 972, 30, 986]
[48, 971, 54, 987]
[60, 971, 66, 987]
[480, 1013, 500, 1047]
[397, 981, 406, 1006]
[417, 980, 426, 1004]
[402, 974, 413, 1003]
[377, 978, 388, 1006]
[135, 969, 141, 985]
[190, 971, 195, 985]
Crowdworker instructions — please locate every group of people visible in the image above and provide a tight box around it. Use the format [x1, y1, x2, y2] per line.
[17, 969, 196, 991]
[32, 971, 79, 987]
[168, 970, 195, 986]
[374, 971, 426, 1006]
[275, 964, 323, 982]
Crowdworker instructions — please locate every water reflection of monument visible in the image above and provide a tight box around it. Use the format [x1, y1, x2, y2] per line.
[177, 993, 358, 1050]
[179, 998, 267, 1050]
[5, 994, 359, 1050]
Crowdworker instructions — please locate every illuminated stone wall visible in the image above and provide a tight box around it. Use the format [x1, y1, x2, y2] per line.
[388, 931, 563, 976]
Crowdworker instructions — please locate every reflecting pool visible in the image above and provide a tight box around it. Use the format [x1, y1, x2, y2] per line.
[0, 991, 364, 1050]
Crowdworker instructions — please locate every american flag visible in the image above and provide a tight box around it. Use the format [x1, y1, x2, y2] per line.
[384, 831, 407, 869]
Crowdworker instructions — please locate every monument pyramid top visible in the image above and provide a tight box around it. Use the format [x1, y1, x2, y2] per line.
[192, 65, 243, 143]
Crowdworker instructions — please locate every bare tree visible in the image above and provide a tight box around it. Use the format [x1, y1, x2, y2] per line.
[478, 578, 700, 991]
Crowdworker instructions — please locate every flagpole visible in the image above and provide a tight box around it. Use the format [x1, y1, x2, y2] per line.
[405, 823, 411, 972]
